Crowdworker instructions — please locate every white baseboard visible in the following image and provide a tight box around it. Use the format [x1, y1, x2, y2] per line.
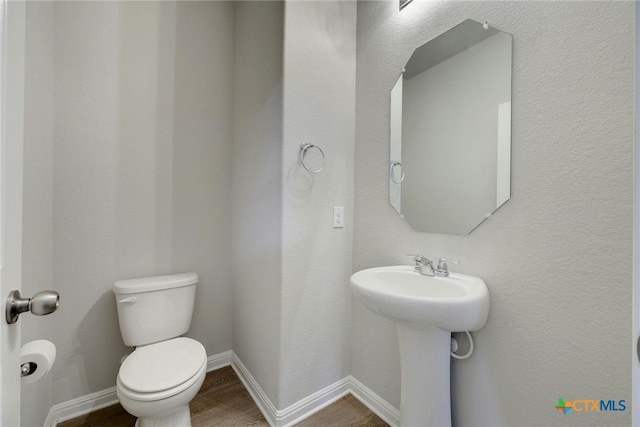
[230, 353, 278, 426]
[43, 351, 233, 427]
[231, 353, 398, 427]
[276, 376, 351, 427]
[43, 350, 398, 427]
[349, 375, 400, 427]
[231, 354, 354, 427]
[43, 386, 118, 427]
[206, 349, 233, 372]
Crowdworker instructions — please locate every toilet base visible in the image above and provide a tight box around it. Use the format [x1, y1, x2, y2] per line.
[135, 405, 191, 427]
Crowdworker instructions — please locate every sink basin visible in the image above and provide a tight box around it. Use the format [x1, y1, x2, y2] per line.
[350, 265, 489, 332]
[350, 265, 490, 426]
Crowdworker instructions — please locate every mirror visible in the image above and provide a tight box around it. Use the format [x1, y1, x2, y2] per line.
[399, 0, 414, 10]
[390, 19, 512, 234]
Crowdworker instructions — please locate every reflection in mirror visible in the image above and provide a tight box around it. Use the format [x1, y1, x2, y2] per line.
[399, 0, 414, 10]
[390, 19, 512, 234]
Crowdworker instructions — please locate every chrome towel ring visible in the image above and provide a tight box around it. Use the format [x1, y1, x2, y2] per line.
[299, 143, 325, 174]
[390, 161, 405, 184]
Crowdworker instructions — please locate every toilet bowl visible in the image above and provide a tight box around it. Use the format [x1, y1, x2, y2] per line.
[114, 273, 206, 427]
[117, 338, 207, 427]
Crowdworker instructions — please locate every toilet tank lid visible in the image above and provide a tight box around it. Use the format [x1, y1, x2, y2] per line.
[114, 273, 198, 295]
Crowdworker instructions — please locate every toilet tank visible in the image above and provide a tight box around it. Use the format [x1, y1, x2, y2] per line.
[113, 273, 198, 347]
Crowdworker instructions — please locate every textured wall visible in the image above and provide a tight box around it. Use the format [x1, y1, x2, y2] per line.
[22, 3, 54, 426]
[232, 0, 284, 405]
[353, 1, 633, 426]
[51, 0, 124, 405]
[231, 1, 356, 409]
[22, 1, 234, 404]
[172, 0, 235, 366]
[279, 0, 356, 409]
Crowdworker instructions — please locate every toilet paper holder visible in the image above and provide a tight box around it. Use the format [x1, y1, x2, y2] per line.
[21, 361, 37, 377]
[20, 339, 56, 383]
[6, 290, 59, 324]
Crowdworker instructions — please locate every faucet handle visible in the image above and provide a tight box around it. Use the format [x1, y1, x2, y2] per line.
[408, 254, 430, 264]
[437, 257, 459, 267]
[435, 258, 459, 277]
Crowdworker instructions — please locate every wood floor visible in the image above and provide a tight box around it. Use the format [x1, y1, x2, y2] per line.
[57, 366, 388, 427]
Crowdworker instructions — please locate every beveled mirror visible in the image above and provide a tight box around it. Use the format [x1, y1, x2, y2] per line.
[390, 19, 512, 234]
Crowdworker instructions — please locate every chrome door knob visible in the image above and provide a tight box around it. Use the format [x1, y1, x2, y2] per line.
[5, 290, 59, 324]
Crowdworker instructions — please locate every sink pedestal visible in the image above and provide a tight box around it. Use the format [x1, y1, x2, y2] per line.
[397, 324, 451, 427]
[350, 265, 489, 427]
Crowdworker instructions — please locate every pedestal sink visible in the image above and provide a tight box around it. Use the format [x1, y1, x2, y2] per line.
[350, 265, 490, 427]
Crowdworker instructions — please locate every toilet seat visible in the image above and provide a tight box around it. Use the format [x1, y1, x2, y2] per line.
[118, 337, 207, 402]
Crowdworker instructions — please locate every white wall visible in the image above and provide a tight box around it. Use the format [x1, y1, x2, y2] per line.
[21, 3, 627, 426]
[232, 1, 357, 410]
[353, 1, 633, 426]
[52, 0, 127, 400]
[172, 0, 235, 363]
[24, 1, 357, 416]
[23, 1, 234, 405]
[279, 0, 356, 409]
[232, 0, 284, 405]
[22, 2, 54, 426]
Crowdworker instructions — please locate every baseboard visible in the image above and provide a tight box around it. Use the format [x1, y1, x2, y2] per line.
[231, 353, 353, 427]
[231, 353, 398, 427]
[230, 353, 278, 426]
[43, 350, 233, 427]
[349, 375, 400, 427]
[278, 378, 351, 427]
[43, 350, 398, 427]
[207, 349, 233, 372]
[43, 386, 118, 427]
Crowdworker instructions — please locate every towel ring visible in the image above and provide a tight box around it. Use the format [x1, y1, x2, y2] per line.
[299, 143, 325, 174]
[390, 161, 405, 184]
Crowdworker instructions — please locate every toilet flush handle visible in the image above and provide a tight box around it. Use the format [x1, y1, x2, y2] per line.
[117, 297, 137, 305]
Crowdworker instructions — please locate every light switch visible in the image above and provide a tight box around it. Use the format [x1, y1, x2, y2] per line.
[333, 207, 344, 228]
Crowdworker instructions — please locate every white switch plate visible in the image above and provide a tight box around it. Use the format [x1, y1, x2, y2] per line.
[333, 207, 344, 228]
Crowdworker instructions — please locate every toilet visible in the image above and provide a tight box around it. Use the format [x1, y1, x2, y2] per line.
[113, 273, 207, 427]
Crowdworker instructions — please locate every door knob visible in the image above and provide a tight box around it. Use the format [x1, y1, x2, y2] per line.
[6, 290, 59, 324]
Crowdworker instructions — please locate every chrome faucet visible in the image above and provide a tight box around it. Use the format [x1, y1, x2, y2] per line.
[408, 255, 459, 277]
[434, 257, 459, 277]
[408, 254, 435, 276]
